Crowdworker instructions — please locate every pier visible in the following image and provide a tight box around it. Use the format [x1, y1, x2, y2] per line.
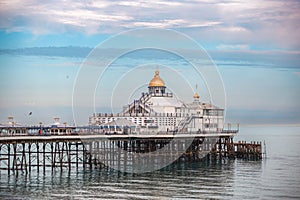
[0, 132, 262, 174]
[0, 69, 264, 174]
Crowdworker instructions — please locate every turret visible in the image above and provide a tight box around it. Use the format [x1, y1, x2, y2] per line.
[148, 69, 166, 95]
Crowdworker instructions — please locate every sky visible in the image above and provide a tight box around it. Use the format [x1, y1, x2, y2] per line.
[0, 0, 299, 125]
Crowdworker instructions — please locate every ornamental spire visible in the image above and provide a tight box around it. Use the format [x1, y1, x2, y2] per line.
[193, 84, 200, 100]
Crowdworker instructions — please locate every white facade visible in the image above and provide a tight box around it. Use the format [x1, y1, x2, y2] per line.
[89, 70, 225, 134]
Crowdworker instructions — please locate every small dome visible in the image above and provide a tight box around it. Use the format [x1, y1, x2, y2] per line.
[193, 93, 200, 99]
[149, 69, 165, 87]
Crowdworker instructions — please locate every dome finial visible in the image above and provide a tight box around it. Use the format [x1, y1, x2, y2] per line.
[155, 68, 159, 76]
[193, 84, 200, 100]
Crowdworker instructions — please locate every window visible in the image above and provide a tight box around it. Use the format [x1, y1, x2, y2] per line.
[204, 109, 224, 116]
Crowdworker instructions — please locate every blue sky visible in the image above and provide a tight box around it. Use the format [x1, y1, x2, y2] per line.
[0, 0, 299, 125]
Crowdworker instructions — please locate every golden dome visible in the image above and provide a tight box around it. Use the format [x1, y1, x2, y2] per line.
[149, 69, 165, 87]
[193, 92, 200, 99]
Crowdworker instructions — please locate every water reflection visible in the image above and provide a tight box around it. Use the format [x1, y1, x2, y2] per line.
[1, 160, 241, 199]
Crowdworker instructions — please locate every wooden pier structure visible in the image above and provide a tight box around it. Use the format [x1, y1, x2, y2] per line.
[0, 132, 262, 174]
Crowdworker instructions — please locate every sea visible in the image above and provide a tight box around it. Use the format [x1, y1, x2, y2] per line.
[0, 125, 299, 199]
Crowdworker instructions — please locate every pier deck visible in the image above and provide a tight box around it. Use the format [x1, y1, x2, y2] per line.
[0, 132, 237, 142]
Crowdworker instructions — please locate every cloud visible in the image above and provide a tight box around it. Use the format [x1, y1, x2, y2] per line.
[117, 1, 183, 7]
[0, 47, 91, 57]
[0, 0, 299, 50]
[216, 44, 250, 50]
[125, 19, 221, 29]
[218, 26, 248, 33]
[209, 49, 300, 69]
[1, 46, 300, 70]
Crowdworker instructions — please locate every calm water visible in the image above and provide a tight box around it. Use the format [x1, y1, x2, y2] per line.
[1, 125, 300, 199]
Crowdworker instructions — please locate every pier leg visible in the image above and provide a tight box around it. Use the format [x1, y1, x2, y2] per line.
[28, 144, 31, 173]
[76, 142, 79, 170]
[37, 143, 40, 173]
[7, 144, 10, 175]
[68, 143, 71, 171]
[12, 144, 17, 175]
[43, 143, 46, 174]
[51, 143, 54, 171]
[22, 143, 28, 174]
[89, 142, 92, 169]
